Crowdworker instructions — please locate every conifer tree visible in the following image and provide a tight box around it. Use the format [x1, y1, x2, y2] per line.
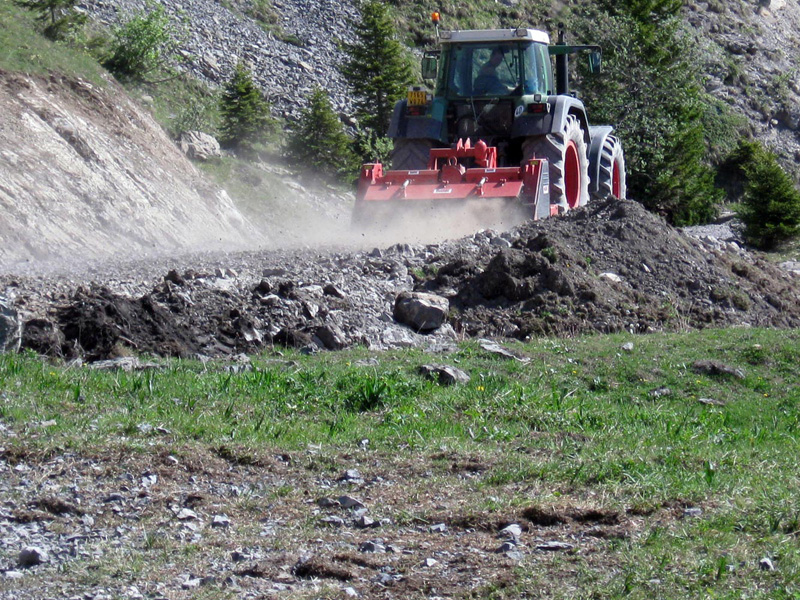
[288, 88, 357, 180]
[339, 1, 415, 134]
[573, 1, 722, 224]
[15, 0, 86, 40]
[732, 141, 800, 250]
[218, 62, 275, 151]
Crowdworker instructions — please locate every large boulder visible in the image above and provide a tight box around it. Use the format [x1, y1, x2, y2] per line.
[393, 291, 449, 332]
[179, 131, 221, 161]
[0, 297, 21, 353]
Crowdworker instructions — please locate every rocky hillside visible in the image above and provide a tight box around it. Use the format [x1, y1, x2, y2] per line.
[687, 0, 800, 167]
[82, 0, 360, 121]
[0, 69, 256, 270]
[82, 0, 800, 166]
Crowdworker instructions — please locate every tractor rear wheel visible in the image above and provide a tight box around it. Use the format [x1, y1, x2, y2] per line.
[522, 114, 589, 210]
[390, 138, 433, 170]
[595, 134, 627, 199]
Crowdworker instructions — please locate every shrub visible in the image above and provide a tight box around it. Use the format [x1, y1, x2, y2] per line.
[339, 1, 415, 135]
[218, 62, 277, 151]
[352, 126, 393, 166]
[104, 4, 183, 82]
[14, 0, 86, 40]
[287, 88, 357, 180]
[730, 140, 800, 250]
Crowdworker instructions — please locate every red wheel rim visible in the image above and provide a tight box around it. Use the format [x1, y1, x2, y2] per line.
[612, 158, 621, 198]
[565, 140, 580, 208]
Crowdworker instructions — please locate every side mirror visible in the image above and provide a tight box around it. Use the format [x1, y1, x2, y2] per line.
[588, 51, 602, 74]
[421, 56, 438, 80]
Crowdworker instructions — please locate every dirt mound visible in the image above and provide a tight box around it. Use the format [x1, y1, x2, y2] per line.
[425, 198, 800, 339]
[4, 199, 800, 361]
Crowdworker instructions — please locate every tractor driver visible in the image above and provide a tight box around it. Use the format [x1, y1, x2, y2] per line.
[473, 46, 511, 95]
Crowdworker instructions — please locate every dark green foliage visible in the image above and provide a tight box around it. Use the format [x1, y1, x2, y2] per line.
[353, 126, 393, 166]
[729, 141, 800, 250]
[340, 1, 415, 134]
[104, 5, 183, 82]
[596, 0, 684, 33]
[287, 88, 357, 180]
[218, 62, 276, 151]
[571, 3, 722, 225]
[14, 0, 86, 40]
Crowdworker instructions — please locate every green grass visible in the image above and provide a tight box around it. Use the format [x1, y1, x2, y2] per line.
[3, 328, 800, 597]
[0, 2, 107, 84]
[2, 327, 799, 501]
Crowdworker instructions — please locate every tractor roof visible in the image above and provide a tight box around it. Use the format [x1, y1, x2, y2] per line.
[439, 28, 550, 45]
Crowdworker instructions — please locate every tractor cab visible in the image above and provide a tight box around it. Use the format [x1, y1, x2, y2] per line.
[433, 31, 554, 99]
[414, 29, 556, 164]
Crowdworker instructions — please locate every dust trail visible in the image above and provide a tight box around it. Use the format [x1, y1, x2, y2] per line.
[259, 194, 534, 251]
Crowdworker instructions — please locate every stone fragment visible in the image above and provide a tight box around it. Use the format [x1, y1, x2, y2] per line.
[338, 495, 365, 510]
[478, 339, 530, 362]
[429, 523, 447, 533]
[358, 540, 386, 553]
[760, 557, 776, 571]
[176, 508, 199, 521]
[18, 546, 49, 567]
[393, 291, 449, 332]
[498, 523, 522, 540]
[212, 514, 232, 528]
[314, 324, 348, 350]
[339, 469, 363, 483]
[355, 515, 377, 529]
[418, 364, 470, 386]
[536, 541, 574, 551]
[599, 272, 622, 283]
[0, 297, 21, 354]
[621, 342, 634, 352]
[496, 541, 517, 553]
[692, 360, 745, 379]
[683, 507, 703, 518]
[423, 557, 438, 567]
[698, 397, 726, 406]
[321, 516, 345, 527]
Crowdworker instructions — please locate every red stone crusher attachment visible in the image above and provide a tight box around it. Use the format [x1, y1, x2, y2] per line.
[353, 138, 553, 228]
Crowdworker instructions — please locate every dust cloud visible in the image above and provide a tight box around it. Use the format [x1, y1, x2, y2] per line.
[259, 194, 534, 252]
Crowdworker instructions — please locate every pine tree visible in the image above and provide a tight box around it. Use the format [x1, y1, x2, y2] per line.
[572, 2, 722, 225]
[15, 0, 86, 40]
[339, 1, 415, 135]
[218, 62, 276, 151]
[288, 88, 357, 180]
[731, 141, 800, 250]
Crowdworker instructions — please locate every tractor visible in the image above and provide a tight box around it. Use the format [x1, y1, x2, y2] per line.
[354, 19, 626, 225]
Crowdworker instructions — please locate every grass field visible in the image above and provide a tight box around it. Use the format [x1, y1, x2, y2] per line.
[2, 328, 799, 598]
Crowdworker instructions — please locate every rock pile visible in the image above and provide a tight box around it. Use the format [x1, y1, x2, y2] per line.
[2, 198, 799, 361]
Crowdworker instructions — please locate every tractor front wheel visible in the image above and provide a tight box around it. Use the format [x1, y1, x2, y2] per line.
[390, 138, 433, 171]
[522, 114, 589, 210]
